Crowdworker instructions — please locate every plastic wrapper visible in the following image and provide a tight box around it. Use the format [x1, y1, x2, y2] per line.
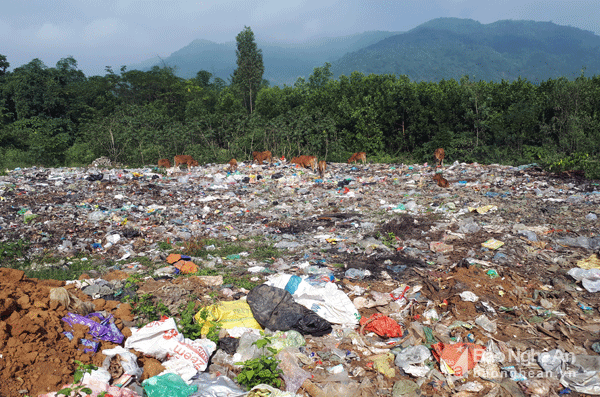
[277, 348, 311, 393]
[246, 284, 332, 336]
[189, 372, 245, 397]
[62, 312, 124, 353]
[359, 313, 404, 338]
[102, 346, 143, 378]
[143, 373, 198, 397]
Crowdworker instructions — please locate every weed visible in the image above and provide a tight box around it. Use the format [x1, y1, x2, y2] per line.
[332, 263, 345, 268]
[378, 232, 397, 248]
[56, 361, 97, 396]
[177, 300, 204, 340]
[181, 239, 205, 256]
[251, 243, 281, 261]
[20, 256, 107, 281]
[157, 240, 173, 251]
[130, 294, 170, 324]
[124, 274, 142, 290]
[194, 306, 222, 344]
[223, 274, 259, 290]
[0, 239, 29, 265]
[235, 355, 283, 390]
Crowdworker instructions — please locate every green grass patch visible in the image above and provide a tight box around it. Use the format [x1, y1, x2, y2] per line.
[157, 241, 173, 251]
[17, 255, 112, 281]
[250, 243, 281, 261]
[177, 237, 279, 262]
[0, 239, 30, 266]
[223, 274, 259, 290]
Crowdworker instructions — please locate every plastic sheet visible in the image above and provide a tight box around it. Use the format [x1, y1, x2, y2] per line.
[246, 284, 332, 336]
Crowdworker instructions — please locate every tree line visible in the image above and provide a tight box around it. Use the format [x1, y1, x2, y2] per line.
[1, 27, 600, 177]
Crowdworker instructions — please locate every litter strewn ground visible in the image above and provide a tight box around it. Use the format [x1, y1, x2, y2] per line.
[2, 160, 600, 396]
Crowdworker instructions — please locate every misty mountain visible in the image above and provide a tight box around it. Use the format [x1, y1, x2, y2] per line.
[128, 31, 401, 85]
[331, 18, 600, 82]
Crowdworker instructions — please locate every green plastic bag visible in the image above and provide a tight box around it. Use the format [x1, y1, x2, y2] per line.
[142, 373, 197, 397]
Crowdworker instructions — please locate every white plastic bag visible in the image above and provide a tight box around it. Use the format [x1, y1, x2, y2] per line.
[124, 317, 216, 372]
[266, 274, 359, 326]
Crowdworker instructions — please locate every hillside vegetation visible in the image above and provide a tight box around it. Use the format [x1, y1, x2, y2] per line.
[332, 18, 600, 82]
[129, 31, 401, 86]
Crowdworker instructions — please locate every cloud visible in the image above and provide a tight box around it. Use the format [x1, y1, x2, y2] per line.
[36, 23, 71, 42]
[83, 18, 123, 42]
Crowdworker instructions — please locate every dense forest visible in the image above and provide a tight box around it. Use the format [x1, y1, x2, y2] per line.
[332, 19, 600, 83]
[1, 45, 600, 177]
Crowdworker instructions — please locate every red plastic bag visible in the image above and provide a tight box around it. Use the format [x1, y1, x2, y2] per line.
[359, 313, 403, 338]
[431, 342, 486, 377]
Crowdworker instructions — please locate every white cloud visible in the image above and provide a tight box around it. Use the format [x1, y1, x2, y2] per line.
[83, 18, 123, 42]
[36, 23, 71, 42]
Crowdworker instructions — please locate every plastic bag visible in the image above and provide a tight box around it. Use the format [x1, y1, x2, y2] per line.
[359, 313, 404, 338]
[143, 373, 197, 397]
[246, 284, 332, 336]
[266, 274, 359, 326]
[568, 268, 600, 292]
[62, 312, 124, 353]
[269, 330, 305, 352]
[431, 342, 486, 377]
[394, 345, 431, 369]
[102, 346, 143, 378]
[194, 300, 263, 334]
[188, 372, 245, 397]
[125, 317, 216, 372]
[277, 348, 311, 393]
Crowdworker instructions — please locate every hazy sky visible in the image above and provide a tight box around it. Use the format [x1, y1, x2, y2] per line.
[2, 0, 599, 76]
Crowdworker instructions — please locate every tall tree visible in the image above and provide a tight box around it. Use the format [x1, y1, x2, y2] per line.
[0, 54, 9, 76]
[232, 26, 264, 114]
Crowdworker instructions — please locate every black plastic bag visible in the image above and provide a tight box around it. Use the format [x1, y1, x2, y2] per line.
[246, 284, 332, 336]
[218, 337, 240, 355]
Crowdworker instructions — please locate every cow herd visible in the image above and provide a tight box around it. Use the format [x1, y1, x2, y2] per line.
[156, 148, 450, 188]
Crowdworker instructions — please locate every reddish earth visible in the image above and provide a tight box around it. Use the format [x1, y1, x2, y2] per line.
[0, 268, 135, 397]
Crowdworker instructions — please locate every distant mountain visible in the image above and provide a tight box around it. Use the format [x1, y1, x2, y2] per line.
[128, 31, 401, 85]
[331, 18, 600, 82]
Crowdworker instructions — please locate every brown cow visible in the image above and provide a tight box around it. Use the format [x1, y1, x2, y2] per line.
[291, 155, 317, 171]
[252, 151, 273, 165]
[434, 148, 445, 167]
[348, 152, 366, 164]
[174, 155, 198, 169]
[158, 158, 171, 168]
[432, 173, 450, 188]
[318, 160, 327, 178]
[228, 158, 238, 172]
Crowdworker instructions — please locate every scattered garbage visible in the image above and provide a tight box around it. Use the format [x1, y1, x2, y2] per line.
[3, 160, 600, 397]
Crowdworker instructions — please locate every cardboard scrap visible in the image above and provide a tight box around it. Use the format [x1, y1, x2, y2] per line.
[481, 238, 504, 250]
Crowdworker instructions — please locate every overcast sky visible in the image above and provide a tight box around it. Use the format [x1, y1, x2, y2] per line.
[2, 0, 599, 76]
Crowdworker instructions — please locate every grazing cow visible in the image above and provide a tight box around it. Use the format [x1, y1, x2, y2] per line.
[318, 160, 327, 178]
[228, 158, 238, 172]
[348, 152, 366, 164]
[252, 151, 273, 165]
[158, 158, 171, 168]
[174, 155, 198, 169]
[434, 148, 445, 167]
[432, 173, 450, 188]
[291, 155, 317, 171]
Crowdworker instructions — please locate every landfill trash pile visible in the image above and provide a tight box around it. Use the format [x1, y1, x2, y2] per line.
[2, 160, 600, 396]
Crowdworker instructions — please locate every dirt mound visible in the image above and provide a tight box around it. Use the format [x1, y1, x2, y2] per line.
[0, 268, 132, 397]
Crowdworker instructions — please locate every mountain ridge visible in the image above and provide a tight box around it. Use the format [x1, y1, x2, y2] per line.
[128, 18, 600, 85]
